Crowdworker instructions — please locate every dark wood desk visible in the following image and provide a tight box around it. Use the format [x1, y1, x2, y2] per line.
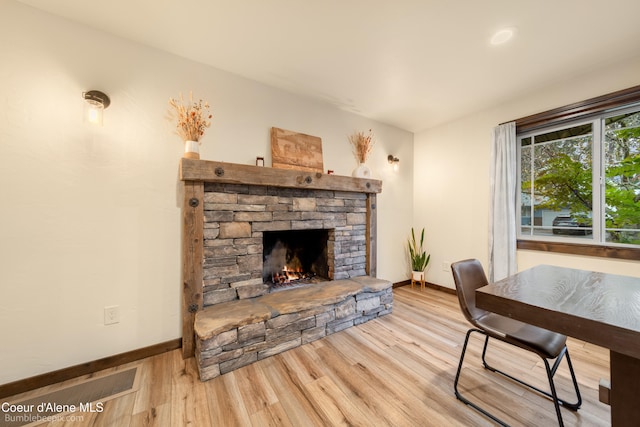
[476, 265, 640, 427]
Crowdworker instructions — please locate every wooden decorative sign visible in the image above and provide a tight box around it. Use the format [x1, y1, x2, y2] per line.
[270, 127, 324, 173]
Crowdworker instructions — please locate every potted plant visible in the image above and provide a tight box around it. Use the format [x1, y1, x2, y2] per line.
[408, 227, 430, 282]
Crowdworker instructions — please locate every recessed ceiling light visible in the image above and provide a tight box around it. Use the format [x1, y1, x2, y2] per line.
[490, 27, 516, 45]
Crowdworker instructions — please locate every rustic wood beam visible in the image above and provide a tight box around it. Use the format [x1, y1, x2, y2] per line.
[366, 193, 377, 277]
[181, 181, 204, 359]
[180, 158, 382, 193]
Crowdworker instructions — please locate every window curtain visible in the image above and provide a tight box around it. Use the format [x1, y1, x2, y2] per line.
[488, 122, 517, 282]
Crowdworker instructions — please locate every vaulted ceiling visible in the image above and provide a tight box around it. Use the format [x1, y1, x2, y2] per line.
[16, 0, 640, 132]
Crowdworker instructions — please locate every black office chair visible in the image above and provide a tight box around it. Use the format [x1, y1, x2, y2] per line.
[451, 259, 582, 426]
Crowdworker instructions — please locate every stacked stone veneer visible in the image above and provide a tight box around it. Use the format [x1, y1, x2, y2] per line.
[195, 276, 392, 380]
[193, 182, 393, 381]
[202, 182, 369, 308]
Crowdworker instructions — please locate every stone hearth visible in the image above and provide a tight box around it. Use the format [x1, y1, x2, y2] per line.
[195, 276, 392, 380]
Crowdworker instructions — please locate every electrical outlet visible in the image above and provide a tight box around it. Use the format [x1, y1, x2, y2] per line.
[442, 262, 450, 272]
[104, 306, 120, 325]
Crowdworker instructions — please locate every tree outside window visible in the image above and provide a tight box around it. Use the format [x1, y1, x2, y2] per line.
[604, 111, 640, 244]
[519, 108, 640, 246]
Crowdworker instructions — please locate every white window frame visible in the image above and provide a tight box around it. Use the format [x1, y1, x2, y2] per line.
[517, 105, 639, 248]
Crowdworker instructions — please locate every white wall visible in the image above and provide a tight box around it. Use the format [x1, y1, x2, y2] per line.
[414, 56, 640, 289]
[0, 0, 413, 384]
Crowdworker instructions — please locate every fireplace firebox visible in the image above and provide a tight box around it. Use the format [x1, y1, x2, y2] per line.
[263, 229, 330, 288]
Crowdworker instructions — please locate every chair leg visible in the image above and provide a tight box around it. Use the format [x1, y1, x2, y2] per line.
[481, 339, 582, 411]
[454, 329, 509, 426]
[455, 330, 582, 427]
[543, 358, 565, 426]
[561, 348, 583, 411]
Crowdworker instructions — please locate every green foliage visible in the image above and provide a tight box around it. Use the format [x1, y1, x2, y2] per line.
[522, 115, 639, 244]
[533, 153, 593, 216]
[605, 154, 640, 244]
[408, 228, 431, 271]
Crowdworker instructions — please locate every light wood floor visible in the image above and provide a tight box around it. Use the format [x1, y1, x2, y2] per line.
[8, 286, 611, 426]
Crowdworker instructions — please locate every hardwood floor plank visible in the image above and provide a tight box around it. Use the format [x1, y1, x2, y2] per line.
[91, 392, 136, 427]
[234, 363, 279, 416]
[249, 402, 294, 427]
[170, 351, 210, 426]
[131, 351, 172, 425]
[319, 338, 454, 426]
[323, 329, 486, 426]
[129, 403, 171, 427]
[314, 343, 416, 426]
[277, 347, 327, 386]
[303, 376, 376, 426]
[204, 371, 253, 426]
[258, 356, 326, 427]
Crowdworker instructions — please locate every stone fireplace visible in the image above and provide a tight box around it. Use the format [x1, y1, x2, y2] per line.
[201, 182, 370, 306]
[179, 158, 392, 380]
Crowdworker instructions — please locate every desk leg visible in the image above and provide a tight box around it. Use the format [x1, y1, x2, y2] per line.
[610, 351, 640, 426]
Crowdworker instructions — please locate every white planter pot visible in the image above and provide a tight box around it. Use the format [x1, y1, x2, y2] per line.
[184, 140, 200, 159]
[411, 270, 425, 290]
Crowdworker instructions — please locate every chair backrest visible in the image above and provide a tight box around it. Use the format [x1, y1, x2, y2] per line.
[451, 259, 490, 326]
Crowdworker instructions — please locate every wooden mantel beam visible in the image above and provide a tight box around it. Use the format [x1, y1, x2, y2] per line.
[180, 158, 382, 194]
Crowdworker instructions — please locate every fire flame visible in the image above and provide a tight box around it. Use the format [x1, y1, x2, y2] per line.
[272, 264, 310, 284]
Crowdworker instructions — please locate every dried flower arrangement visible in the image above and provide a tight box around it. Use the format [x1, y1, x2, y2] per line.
[168, 92, 212, 142]
[348, 129, 375, 164]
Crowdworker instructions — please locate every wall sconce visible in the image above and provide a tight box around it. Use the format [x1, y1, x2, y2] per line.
[83, 90, 110, 125]
[387, 154, 400, 171]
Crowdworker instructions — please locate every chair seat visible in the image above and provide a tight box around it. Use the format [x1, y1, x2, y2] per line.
[476, 313, 567, 359]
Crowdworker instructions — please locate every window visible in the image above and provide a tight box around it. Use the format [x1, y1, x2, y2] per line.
[518, 106, 640, 247]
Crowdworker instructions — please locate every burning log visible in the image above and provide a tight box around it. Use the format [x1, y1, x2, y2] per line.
[271, 265, 316, 285]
